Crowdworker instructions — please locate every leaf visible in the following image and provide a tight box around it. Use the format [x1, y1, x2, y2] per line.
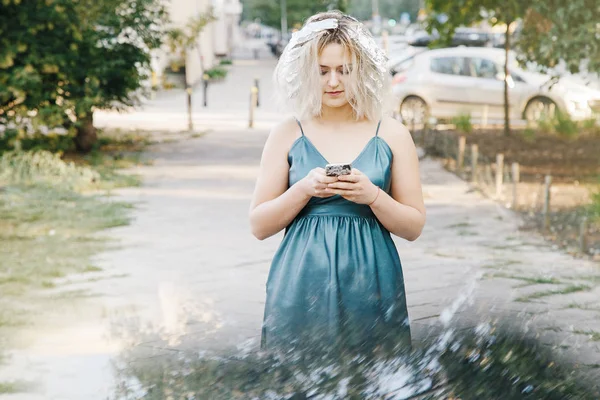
[0, 54, 14, 69]
[42, 64, 60, 74]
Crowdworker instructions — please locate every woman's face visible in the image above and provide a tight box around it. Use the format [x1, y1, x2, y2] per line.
[318, 42, 352, 109]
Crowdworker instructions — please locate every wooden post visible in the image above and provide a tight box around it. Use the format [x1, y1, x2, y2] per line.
[579, 216, 588, 254]
[511, 162, 520, 209]
[249, 86, 258, 128]
[470, 144, 478, 183]
[482, 104, 489, 128]
[485, 164, 493, 186]
[457, 136, 466, 173]
[495, 153, 504, 198]
[543, 175, 552, 230]
[382, 29, 389, 55]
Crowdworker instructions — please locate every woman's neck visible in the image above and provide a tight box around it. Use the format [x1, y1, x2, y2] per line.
[317, 103, 356, 123]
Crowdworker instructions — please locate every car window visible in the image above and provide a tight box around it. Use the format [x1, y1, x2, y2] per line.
[469, 57, 498, 79]
[430, 57, 468, 76]
[497, 70, 527, 83]
[511, 71, 526, 83]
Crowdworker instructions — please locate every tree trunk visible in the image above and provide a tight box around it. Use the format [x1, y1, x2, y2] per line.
[503, 21, 512, 137]
[75, 112, 97, 153]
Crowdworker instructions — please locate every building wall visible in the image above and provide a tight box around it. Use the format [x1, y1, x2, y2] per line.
[152, 0, 242, 88]
[212, 0, 243, 57]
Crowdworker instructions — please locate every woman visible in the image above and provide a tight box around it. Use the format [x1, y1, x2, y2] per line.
[249, 11, 426, 354]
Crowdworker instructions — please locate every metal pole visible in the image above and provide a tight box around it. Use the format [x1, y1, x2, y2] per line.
[254, 78, 260, 108]
[186, 85, 193, 131]
[371, 0, 380, 35]
[203, 74, 209, 107]
[280, 0, 287, 40]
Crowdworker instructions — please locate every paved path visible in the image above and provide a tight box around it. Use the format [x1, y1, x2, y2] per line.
[2, 42, 600, 399]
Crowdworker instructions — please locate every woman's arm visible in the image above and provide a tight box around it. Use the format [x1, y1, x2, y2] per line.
[249, 118, 337, 240]
[325, 118, 426, 241]
[370, 118, 426, 241]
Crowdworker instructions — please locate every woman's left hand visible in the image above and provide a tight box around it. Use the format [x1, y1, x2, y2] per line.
[326, 169, 379, 205]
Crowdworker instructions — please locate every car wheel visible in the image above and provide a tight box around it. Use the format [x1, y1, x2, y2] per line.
[524, 97, 557, 122]
[400, 96, 429, 126]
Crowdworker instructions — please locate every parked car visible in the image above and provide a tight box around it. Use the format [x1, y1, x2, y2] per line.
[388, 46, 428, 74]
[409, 27, 492, 48]
[265, 32, 291, 57]
[390, 47, 600, 125]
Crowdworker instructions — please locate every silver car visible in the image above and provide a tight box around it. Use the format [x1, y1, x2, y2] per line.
[391, 47, 600, 125]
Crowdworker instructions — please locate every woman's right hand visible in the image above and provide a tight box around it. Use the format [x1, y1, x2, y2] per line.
[300, 168, 339, 198]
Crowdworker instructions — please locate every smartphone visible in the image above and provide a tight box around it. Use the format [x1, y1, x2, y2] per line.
[325, 163, 352, 177]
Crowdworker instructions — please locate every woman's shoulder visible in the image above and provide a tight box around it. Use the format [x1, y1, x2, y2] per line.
[267, 116, 303, 146]
[377, 117, 414, 149]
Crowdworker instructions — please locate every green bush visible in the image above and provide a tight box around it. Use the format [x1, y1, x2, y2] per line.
[219, 58, 233, 65]
[521, 126, 537, 142]
[0, 130, 75, 155]
[582, 118, 598, 130]
[592, 187, 600, 221]
[0, 150, 99, 191]
[205, 66, 228, 80]
[553, 111, 578, 138]
[452, 113, 473, 134]
[536, 112, 555, 132]
[0, 129, 18, 152]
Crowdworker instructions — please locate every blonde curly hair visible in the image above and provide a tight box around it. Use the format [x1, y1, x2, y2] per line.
[273, 11, 392, 122]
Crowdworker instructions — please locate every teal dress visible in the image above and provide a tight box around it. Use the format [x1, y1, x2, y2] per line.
[262, 120, 411, 353]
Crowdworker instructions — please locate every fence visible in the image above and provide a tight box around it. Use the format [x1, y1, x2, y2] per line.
[413, 126, 596, 255]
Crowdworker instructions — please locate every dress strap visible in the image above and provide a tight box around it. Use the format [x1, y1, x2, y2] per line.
[295, 118, 305, 136]
[375, 119, 382, 137]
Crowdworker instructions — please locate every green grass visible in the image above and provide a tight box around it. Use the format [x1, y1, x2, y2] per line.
[515, 284, 592, 302]
[0, 379, 34, 394]
[565, 302, 600, 311]
[0, 147, 141, 369]
[489, 272, 564, 286]
[573, 330, 600, 341]
[446, 222, 472, 229]
[0, 185, 133, 296]
[481, 259, 522, 269]
[0, 382, 20, 394]
[0, 309, 26, 328]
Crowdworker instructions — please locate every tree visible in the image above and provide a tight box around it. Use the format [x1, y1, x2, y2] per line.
[242, 0, 347, 30]
[0, 0, 82, 144]
[63, 0, 168, 151]
[165, 11, 216, 131]
[517, 0, 600, 77]
[425, 0, 528, 136]
[0, 0, 168, 152]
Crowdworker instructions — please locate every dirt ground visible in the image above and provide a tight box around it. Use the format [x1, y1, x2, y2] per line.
[419, 128, 600, 260]
[444, 128, 600, 184]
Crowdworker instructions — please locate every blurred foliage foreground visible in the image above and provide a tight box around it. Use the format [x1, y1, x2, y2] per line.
[112, 323, 600, 400]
